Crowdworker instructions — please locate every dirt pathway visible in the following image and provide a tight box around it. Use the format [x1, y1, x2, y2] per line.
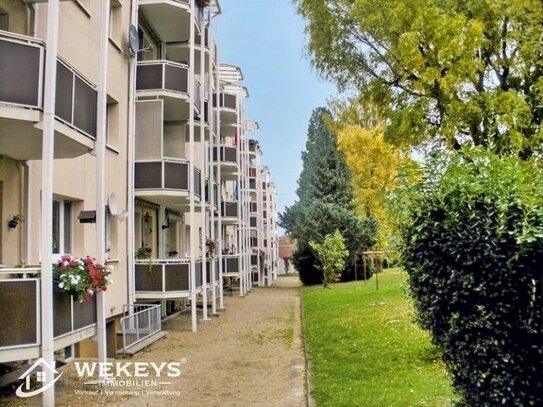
[8, 275, 306, 407]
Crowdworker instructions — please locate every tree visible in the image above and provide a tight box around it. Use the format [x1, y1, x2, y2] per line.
[337, 124, 417, 249]
[296, 0, 543, 158]
[309, 230, 349, 288]
[281, 108, 377, 284]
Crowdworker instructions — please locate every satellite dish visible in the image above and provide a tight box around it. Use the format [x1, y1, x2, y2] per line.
[108, 192, 119, 216]
[128, 25, 139, 57]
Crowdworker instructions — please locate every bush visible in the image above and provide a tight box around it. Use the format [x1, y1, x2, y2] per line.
[309, 230, 349, 288]
[398, 149, 543, 406]
[293, 244, 322, 285]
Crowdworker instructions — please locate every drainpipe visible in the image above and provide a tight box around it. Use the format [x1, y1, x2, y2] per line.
[40, 1, 59, 405]
[23, 161, 31, 264]
[95, 0, 110, 364]
[189, 1, 197, 332]
[127, 0, 138, 308]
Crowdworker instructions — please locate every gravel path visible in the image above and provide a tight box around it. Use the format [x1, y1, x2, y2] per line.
[3, 275, 306, 407]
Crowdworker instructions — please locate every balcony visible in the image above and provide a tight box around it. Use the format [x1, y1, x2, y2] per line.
[136, 61, 201, 120]
[138, 1, 191, 43]
[205, 258, 219, 284]
[0, 32, 96, 160]
[213, 93, 237, 125]
[134, 159, 202, 208]
[204, 183, 219, 207]
[135, 258, 204, 300]
[251, 254, 258, 267]
[221, 255, 240, 276]
[250, 237, 259, 248]
[212, 145, 238, 180]
[221, 201, 239, 224]
[0, 268, 97, 364]
[248, 139, 257, 156]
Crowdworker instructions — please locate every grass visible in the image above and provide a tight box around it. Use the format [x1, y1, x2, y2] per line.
[302, 269, 454, 407]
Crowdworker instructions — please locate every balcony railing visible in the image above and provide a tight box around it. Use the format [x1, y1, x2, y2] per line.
[251, 255, 258, 266]
[137, 61, 189, 95]
[222, 255, 240, 274]
[135, 258, 205, 295]
[194, 167, 202, 197]
[195, 27, 209, 48]
[120, 304, 162, 355]
[221, 201, 238, 218]
[135, 159, 202, 196]
[0, 31, 97, 140]
[135, 259, 191, 293]
[0, 268, 96, 356]
[213, 93, 237, 110]
[205, 258, 219, 283]
[212, 146, 237, 164]
[205, 183, 219, 205]
[249, 140, 257, 153]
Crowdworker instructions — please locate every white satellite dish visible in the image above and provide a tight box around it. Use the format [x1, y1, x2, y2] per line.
[108, 192, 119, 216]
[128, 25, 140, 57]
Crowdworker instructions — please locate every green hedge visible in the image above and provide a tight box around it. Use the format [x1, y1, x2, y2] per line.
[398, 149, 543, 406]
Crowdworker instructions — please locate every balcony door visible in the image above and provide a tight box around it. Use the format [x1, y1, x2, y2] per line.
[52, 199, 72, 258]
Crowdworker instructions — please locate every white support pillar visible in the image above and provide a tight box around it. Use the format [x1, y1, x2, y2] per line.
[40, 1, 59, 405]
[217, 75, 225, 310]
[236, 97, 243, 297]
[208, 30, 218, 315]
[95, 0, 110, 364]
[127, 0, 138, 308]
[199, 21, 209, 323]
[189, 1, 197, 332]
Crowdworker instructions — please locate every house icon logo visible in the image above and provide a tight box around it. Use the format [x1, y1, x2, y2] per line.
[15, 358, 63, 398]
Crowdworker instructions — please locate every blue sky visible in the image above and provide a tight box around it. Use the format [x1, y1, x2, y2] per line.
[214, 0, 336, 219]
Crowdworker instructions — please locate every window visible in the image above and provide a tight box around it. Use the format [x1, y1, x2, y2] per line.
[109, 1, 122, 46]
[53, 200, 72, 254]
[0, 8, 9, 31]
[106, 99, 119, 147]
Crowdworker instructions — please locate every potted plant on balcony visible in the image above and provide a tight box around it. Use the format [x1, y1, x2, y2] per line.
[8, 214, 24, 229]
[135, 246, 154, 276]
[205, 238, 217, 258]
[53, 256, 111, 303]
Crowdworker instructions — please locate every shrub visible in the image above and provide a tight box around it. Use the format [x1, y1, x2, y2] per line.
[398, 149, 543, 406]
[293, 244, 322, 285]
[309, 230, 349, 288]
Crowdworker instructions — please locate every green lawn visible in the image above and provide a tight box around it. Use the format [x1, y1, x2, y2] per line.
[302, 269, 454, 407]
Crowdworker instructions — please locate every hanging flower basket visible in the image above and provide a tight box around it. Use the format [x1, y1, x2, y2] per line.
[53, 256, 112, 303]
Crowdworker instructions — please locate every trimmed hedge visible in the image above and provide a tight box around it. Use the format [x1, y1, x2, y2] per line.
[399, 150, 543, 406]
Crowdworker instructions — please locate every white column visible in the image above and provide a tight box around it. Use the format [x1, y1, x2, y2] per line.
[189, 1, 197, 332]
[217, 78, 224, 310]
[199, 23, 209, 322]
[236, 97, 243, 297]
[95, 0, 110, 364]
[208, 33, 217, 315]
[127, 0, 138, 308]
[40, 1, 59, 405]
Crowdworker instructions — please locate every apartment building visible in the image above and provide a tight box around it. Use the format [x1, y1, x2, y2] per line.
[0, 0, 278, 401]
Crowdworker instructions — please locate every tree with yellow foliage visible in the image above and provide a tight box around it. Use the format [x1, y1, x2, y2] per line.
[337, 125, 412, 249]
